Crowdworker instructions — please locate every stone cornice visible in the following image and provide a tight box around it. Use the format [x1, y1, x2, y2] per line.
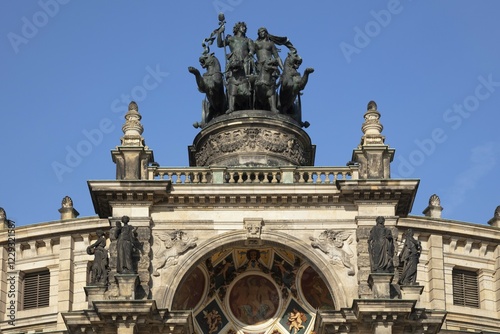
[400, 216, 500, 240]
[0, 217, 108, 245]
[62, 300, 192, 334]
[88, 180, 172, 218]
[336, 179, 420, 217]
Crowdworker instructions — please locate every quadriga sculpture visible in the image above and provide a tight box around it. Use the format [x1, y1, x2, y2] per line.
[254, 58, 279, 113]
[226, 60, 253, 114]
[188, 52, 225, 126]
[279, 51, 314, 117]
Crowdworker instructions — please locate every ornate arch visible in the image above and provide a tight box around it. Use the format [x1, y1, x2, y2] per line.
[156, 229, 350, 310]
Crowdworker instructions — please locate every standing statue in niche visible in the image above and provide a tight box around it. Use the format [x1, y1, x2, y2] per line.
[86, 229, 108, 285]
[368, 216, 395, 273]
[398, 229, 421, 285]
[114, 216, 136, 274]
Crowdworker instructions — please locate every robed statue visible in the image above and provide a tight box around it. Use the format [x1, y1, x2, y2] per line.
[368, 216, 395, 273]
[398, 229, 421, 285]
[114, 216, 137, 274]
[86, 229, 108, 285]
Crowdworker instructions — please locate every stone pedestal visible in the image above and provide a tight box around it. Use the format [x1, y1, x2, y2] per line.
[368, 273, 394, 299]
[115, 274, 139, 300]
[400, 284, 424, 306]
[84, 286, 107, 309]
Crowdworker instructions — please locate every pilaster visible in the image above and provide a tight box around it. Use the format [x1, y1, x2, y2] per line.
[57, 236, 74, 313]
[427, 235, 445, 310]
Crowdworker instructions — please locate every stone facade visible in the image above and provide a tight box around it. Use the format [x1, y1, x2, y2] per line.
[0, 102, 499, 334]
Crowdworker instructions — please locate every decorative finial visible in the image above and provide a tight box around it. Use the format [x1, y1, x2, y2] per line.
[360, 100, 384, 145]
[488, 206, 500, 227]
[367, 100, 377, 111]
[0, 208, 7, 230]
[59, 196, 79, 220]
[62, 195, 73, 208]
[128, 101, 138, 112]
[429, 194, 441, 207]
[121, 101, 145, 144]
[423, 194, 443, 218]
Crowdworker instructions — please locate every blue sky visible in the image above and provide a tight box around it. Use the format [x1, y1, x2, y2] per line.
[1, 1, 499, 226]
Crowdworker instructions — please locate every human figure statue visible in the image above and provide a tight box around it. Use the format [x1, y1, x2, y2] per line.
[87, 229, 108, 285]
[398, 229, 421, 285]
[254, 27, 284, 73]
[114, 216, 136, 274]
[217, 21, 255, 76]
[368, 216, 395, 273]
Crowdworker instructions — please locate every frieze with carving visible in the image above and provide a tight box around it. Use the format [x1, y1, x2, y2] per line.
[195, 127, 308, 166]
[152, 230, 198, 276]
[310, 230, 355, 275]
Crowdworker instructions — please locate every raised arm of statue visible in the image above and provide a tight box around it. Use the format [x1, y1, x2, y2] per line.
[216, 24, 226, 48]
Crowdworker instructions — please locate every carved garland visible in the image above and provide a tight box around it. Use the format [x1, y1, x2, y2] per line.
[195, 128, 308, 166]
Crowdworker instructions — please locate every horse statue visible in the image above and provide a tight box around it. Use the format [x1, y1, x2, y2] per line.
[225, 60, 253, 114]
[254, 58, 279, 113]
[188, 52, 225, 127]
[279, 51, 314, 119]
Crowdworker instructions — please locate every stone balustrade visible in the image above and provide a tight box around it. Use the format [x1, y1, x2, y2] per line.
[147, 166, 358, 184]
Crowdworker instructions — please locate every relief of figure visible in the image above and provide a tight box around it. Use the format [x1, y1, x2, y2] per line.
[310, 230, 355, 275]
[189, 52, 225, 126]
[368, 216, 395, 273]
[86, 229, 108, 285]
[152, 230, 198, 276]
[398, 229, 421, 285]
[203, 309, 222, 334]
[114, 216, 136, 274]
[279, 50, 314, 118]
[287, 309, 306, 334]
